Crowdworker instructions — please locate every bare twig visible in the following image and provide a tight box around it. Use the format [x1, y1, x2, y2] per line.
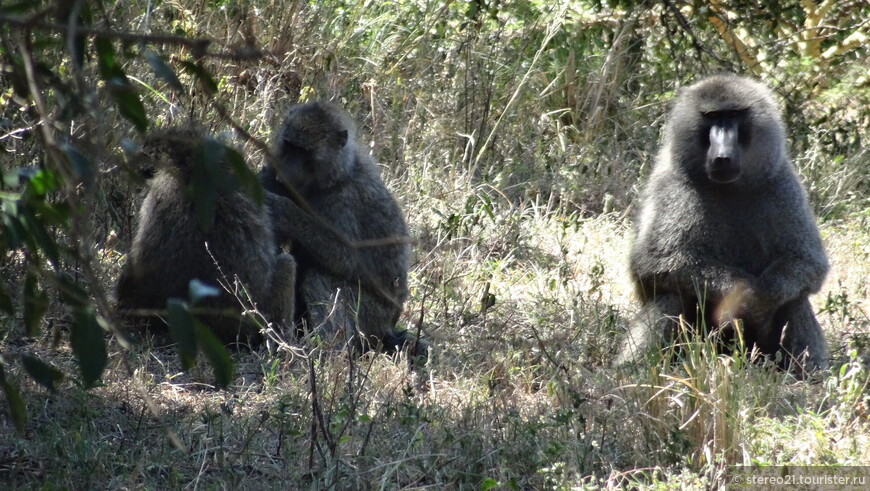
[0, 14, 262, 60]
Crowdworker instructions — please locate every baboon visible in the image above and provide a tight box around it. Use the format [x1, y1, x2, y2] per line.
[116, 128, 296, 344]
[259, 101, 423, 356]
[617, 74, 829, 372]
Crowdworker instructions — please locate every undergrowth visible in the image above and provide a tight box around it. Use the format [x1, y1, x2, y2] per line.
[1, 1, 869, 488]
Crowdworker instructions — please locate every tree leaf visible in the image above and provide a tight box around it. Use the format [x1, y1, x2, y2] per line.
[179, 60, 218, 94]
[113, 85, 149, 132]
[201, 138, 235, 194]
[29, 199, 72, 227]
[60, 143, 96, 187]
[193, 323, 234, 387]
[0, 2, 38, 14]
[2, 167, 25, 187]
[56, 0, 93, 68]
[1, 212, 25, 250]
[19, 207, 60, 263]
[167, 298, 198, 370]
[95, 37, 148, 132]
[23, 270, 48, 337]
[20, 354, 64, 392]
[224, 146, 263, 206]
[0, 362, 26, 432]
[479, 478, 499, 491]
[70, 308, 108, 389]
[25, 169, 61, 196]
[143, 49, 184, 93]
[55, 271, 89, 308]
[187, 142, 219, 231]
[94, 37, 118, 79]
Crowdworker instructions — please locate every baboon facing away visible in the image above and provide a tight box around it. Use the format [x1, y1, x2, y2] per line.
[618, 74, 829, 372]
[260, 101, 423, 356]
[116, 128, 296, 344]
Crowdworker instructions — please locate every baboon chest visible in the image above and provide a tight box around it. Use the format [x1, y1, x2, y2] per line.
[694, 199, 771, 273]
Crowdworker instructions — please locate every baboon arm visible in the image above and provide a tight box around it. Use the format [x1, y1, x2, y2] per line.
[757, 253, 829, 303]
[691, 259, 755, 295]
[756, 203, 829, 305]
[264, 193, 360, 279]
[633, 252, 754, 300]
[264, 192, 406, 311]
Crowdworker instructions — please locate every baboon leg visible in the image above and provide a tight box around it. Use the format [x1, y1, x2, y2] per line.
[356, 297, 429, 359]
[616, 293, 684, 366]
[378, 327, 412, 353]
[355, 295, 395, 351]
[267, 253, 297, 335]
[301, 273, 360, 351]
[383, 328, 430, 360]
[776, 297, 828, 373]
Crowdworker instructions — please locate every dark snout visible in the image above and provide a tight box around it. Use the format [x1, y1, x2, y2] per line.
[706, 119, 741, 183]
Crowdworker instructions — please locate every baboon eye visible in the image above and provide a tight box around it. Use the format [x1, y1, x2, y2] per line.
[702, 109, 745, 121]
[699, 124, 711, 146]
[282, 140, 306, 155]
[738, 121, 752, 146]
[335, 130, 348, 148]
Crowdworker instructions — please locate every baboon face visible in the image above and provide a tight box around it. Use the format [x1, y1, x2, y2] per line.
[275, 103, 357, 192]
[699, 108, 747, 183]
[666, 74, 786, 186]
[135, 128, 203, 179]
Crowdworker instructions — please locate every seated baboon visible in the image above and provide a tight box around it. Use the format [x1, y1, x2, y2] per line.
[617, 74, 829, 373]
[259, 101, 425, 357]
[116, 128, 296, 344]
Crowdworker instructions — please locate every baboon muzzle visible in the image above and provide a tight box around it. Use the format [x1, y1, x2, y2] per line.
[707, 118, 741, 183]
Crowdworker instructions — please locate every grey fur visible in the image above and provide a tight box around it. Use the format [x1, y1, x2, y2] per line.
[260, 101, 424, 356]
[116, 128, 296, 344]
[618, 74, 829, 373]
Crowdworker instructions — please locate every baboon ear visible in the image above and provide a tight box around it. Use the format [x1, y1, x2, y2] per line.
[336, 130, 348, 147]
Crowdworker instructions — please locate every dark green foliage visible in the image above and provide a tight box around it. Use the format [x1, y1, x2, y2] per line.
[0, 0, 266, 416]
[193, 322, 234, 388]
[165, 286, 233, 386]
[179, 59, 219, 95]
[0, 1, 865, 489]
[186, 137, 262, 230]
[0, 282, 12, 315]
[20, 354, 64, 392]
[143, 49, 184, 93]
[70, 307, 107, 389]
[95, 37, 148, 132]
[167, 298, 198, 370]
[0, 361, 25, 432]
[23, 270, 48, 337]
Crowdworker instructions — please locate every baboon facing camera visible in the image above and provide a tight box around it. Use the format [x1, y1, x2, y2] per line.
[260, 102, 424, 357]
[116, 128, 296, 344]
[618, 74, 829, 373]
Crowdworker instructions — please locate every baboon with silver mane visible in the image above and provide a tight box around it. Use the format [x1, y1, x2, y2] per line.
[617, 74, 829, 373]
[116, 128, 296, 344]
[260, 102, 424, 356]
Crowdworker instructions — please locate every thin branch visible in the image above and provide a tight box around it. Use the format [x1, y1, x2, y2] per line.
[0, 14, 262, 60]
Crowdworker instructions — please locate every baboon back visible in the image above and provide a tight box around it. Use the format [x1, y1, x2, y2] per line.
[117, 132, 295, 344]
